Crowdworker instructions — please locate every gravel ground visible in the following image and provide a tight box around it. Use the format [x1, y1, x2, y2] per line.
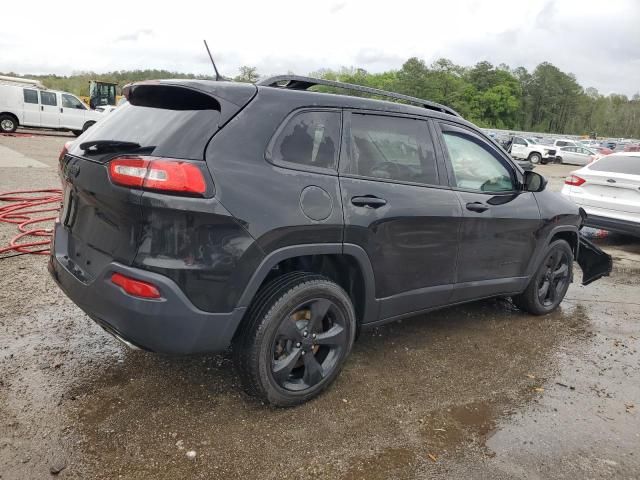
[1, 131, 638, 479]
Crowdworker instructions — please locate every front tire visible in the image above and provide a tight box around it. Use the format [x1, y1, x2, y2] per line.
[513, 240, 573, 315]
[233, 272, 356, 407]
[0, 114, 18, 133]
[529, 152, 542, 164]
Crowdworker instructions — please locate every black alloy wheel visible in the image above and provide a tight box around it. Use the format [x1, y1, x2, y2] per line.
[512, 239, 573, 315]
[537, 249, 570, 307]
[233, 272, 356, 407]
[271, 297, 347, 391]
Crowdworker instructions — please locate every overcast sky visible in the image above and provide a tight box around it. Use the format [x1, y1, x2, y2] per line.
[1, 0, 638, 96]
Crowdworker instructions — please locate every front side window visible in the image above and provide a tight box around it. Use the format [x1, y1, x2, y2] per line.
[513, 137, 527, 146]
[442, 130, 515, 192]
[40, 91, 57, 106]
[271, 111, 340, 170]
[62, 94, 86, 110]
[23, 89, 39, 104]
[347, 114, 438, 185]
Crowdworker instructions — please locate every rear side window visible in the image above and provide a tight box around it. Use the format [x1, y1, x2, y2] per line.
[590, 155, 640, 175]
[40, 91, 57, 106]
[23, 89, 39, 104]
[270, 111, 341, 170]
[347, 114, 438, 185]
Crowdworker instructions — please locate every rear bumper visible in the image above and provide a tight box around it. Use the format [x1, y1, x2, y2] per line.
[48, 226, 245, 354]
[584, 214, 640, 237]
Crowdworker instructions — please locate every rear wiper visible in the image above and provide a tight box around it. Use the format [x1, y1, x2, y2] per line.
[79, 140, 141, 152]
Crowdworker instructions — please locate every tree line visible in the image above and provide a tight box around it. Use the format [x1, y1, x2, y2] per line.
[4, 58, 638, 138]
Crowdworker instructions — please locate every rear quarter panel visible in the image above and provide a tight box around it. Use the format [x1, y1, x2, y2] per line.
[204, 89, 344, 255]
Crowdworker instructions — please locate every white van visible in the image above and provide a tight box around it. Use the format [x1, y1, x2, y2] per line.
[0, 77, 102, 136]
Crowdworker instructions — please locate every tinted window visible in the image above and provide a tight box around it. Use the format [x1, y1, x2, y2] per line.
[40, 91, 57, 106]
[590, 155, 640, 175]
[272, 111, 340, 170]
[442, 130, 514, 192]
[348, 114, 437, 185]
[513, 137, 527, 146]
[23, 89, 39, 104]
[62, 94, 86, 110]
[556, 141, 572, 147]
[68, 102, 221, 161]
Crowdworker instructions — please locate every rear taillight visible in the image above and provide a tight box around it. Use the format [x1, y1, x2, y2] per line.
[111, 272, 161, 299]
[58, 141, 72, 165]
[108, 156, 207, 195]
[565, 175, 586, 186]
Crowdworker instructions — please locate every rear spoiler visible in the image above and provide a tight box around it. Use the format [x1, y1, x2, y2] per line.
[122, 80, 257, 127]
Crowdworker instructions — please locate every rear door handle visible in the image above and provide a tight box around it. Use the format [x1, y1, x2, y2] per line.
[466, 202, 489, 213]
[351, 196, 387, 208]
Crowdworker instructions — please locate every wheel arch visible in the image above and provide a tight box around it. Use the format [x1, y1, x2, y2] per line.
[0, 112, 19, 126]
[236, 243, 378, 326]
[528, 226, 579, 278]
[548, 228, 579, 257]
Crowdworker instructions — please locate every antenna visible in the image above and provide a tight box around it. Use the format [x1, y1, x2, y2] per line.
[203, 40, 222, 81]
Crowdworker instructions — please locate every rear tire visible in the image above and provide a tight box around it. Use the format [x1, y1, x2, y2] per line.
[513, 240, 573, 315]
[0, 114, 18, 133]
[233, 272, 356, 407]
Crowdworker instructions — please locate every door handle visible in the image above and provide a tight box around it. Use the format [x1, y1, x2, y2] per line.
[351, 196, 387, 208]
[40, 105, 43, 111]
[466, 202, 489, 213]
[60, 107, 63, 113]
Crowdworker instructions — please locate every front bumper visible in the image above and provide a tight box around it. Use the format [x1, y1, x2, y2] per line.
[49, 226, 245, 354]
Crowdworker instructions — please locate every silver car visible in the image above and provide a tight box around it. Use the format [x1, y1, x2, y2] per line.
[557, 146, 598, 165]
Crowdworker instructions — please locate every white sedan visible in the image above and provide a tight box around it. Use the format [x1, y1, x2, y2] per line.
[562, 152, 640, 236]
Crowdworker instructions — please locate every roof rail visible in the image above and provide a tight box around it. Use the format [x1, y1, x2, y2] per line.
[257, 74, 460, 117]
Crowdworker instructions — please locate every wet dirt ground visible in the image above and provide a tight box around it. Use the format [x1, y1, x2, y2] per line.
[1, 132, 638, 479]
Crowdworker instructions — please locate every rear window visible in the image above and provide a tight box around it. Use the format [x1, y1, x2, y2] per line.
[589, 155, 640, 175]
[70, 102, 221, 160]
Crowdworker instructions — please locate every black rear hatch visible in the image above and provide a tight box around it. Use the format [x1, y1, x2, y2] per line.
[59, 81, 256, 280]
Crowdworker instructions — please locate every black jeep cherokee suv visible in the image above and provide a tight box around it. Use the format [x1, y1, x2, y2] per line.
[50, 75, 611, 406]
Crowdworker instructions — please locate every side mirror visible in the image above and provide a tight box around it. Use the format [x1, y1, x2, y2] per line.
[523, 171, 547, 192]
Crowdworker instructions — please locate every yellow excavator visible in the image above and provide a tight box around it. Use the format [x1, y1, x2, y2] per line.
[80, 81, 122, 109]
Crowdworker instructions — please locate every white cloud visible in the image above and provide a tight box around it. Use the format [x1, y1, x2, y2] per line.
[0, 0, 638, 95]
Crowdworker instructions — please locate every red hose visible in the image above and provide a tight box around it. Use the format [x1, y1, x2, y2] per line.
[0, 189, 62, 257]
